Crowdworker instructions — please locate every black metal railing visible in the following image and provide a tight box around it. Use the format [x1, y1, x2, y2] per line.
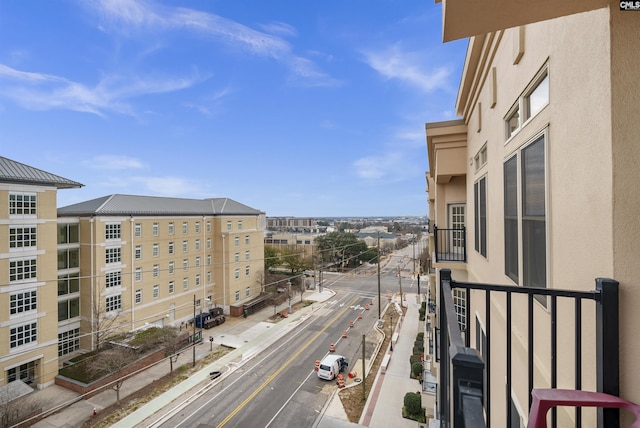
[438, 268, 619, 428]
[433, 226, 466, 262]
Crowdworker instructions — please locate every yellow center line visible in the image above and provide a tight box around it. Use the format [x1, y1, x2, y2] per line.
[216, 295, 360, 428]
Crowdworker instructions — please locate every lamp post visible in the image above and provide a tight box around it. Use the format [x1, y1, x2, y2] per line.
[390, 313, 394, 351]
[287, 280, 292, 314]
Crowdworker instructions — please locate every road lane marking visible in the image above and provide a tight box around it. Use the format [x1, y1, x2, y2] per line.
[215, 295, 360, 428]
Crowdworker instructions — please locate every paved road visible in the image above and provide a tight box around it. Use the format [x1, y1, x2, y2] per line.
[153, 273, 380, 428]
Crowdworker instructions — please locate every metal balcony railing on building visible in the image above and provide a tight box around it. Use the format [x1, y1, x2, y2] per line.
[433, 226, 466, 262]
[438, 268, 620, 428]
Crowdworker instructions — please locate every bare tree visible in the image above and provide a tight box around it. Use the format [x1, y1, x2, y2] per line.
[0, 384, 45, 428]
[88, 347, 137, 403]
[159, 327, 187, 373]
[92, 280, 127, 350]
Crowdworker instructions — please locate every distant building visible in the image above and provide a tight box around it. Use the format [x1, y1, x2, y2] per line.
[58, 194, 265, 351]
[0, 157, 82, 389]
[264, 232, 318, 259]
[266, 217, 317, 231]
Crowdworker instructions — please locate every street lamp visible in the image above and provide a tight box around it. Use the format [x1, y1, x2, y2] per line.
[287, 280, 292, 314]
[192, 296, 211, 367]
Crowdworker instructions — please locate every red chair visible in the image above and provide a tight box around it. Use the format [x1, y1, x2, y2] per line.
[528, 389, 640, 428]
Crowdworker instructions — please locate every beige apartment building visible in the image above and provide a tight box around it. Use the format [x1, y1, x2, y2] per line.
[57, 195, 266, 351]
[0, 157, 82, 390]
[426, 1, 639, 427]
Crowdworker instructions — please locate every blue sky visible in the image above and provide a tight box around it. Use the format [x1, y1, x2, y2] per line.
[0, 0, 467, 217]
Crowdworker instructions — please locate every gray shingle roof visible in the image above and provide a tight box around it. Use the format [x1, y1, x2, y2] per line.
[0, 156, 83, 189]
[58, 194, 263, 217]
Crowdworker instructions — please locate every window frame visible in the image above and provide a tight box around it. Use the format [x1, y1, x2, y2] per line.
[474, 175, 488, 258]
[10, 226, 37, 249]
[106, 223, 121, 240]
[10, 321, 37, 349]
[9, 193, 37, 216]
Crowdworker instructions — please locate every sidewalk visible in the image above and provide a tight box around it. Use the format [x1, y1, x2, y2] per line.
[315, 292, 424, 428]
[28, 289, 425, 428]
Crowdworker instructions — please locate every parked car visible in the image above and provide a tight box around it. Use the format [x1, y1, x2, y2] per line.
[317, 354, 348, 380]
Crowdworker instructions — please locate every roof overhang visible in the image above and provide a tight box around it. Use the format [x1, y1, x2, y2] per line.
[437, 0, 609, 42]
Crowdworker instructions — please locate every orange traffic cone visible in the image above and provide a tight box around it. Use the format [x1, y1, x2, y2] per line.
[315, 360, 320, 371]
[342, 330, 347, 338]
[329, 343, 335, 352]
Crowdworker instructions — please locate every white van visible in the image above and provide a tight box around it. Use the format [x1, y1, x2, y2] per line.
[317, 354, 348, 380]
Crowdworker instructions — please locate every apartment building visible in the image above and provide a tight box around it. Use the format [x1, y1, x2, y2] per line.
[0, 157, 82, 390]
[57, 194, 265, 351]
[426, 1, 639, 426]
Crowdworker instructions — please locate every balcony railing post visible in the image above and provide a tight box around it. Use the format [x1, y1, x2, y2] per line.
[596, 277, 620, 428]
[440, 268, 450, 427]
[452, 348, 484, 428]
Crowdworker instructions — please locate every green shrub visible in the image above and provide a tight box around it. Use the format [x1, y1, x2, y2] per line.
[411, 361, 423, 378]
[410, 354, 421, 366]
[417, 331, 424, 339]
[404, 392, 422, 415]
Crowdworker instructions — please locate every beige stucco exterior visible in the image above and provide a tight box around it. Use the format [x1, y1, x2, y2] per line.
[0, 184, 72, 389]
[427, 2, 640, 426]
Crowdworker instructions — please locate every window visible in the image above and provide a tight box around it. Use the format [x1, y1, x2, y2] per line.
[195, 239, 200, 251]
[169, 242, 174, 254]
[183, 240, 188, 252]
[153, 285, 159, 298]
[183, 277, 188, 290]
[153, 222, 159, 236]
[238, 220, 243, 230]
[235, 290, 240, 301]
[207, 271, 212, 282]
[195, 222, 200, 233]
[136, 267, 142, 282]
[10, 290, 37, 315]
[245, 287, 250, 297]
[453, 289, 466, 333]
[105, 295, 122, 312]
[207, 238, 211, 249]
[135, 245, 142, 260]
[153, 264, 159, 278]
[195, 257, 200, 268]
[58, 274, 79, 295]
[183, 259, 188, 271]
[168, 281, 174, 294]
[245, 266, 250, 276]
[235, 253, 240, 262]
[10, 322, 37, 348]
[474, 176, 487, 258]
[58, 248, 80, 269]
[524, 72, 549, 121]
[234, 237, 240, 247]
[195, 274, 200, 286]
[10, 226, 37, 249]
[105, 271, 121, 288]
[245, 250, 250, 261]
[58, 329, 79, 357]
[135, 223, 142, 237]
[135, 289, 142, 304]
[227, 221, 232, 231]
[207, 221, 211, 232]
[474, 145, 487, 172]
[207, 255, 211, 266]
[58, 223, 79, 244]
[182, 222, 188, 234]
[58, 297, 80, 321]
[168, 222, 174, 235]
[105, 247, 121, 264]
[506, 104, 520, 139]
[245, 235, 250, 245]
[10, 258, 37, 282]
[234, 269, 240, 279]
[504, 156, 519, 282]
[153, 243, 159, 257]
[504, 133, 547, 293]
[106, 223, 121, 240]
[9, 193, 36, 215]
[169, 261, 174, 274]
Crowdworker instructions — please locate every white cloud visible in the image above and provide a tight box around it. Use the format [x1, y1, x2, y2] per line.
[88, 155, 146, 170]
[88, 0, 335, 85]
[0, 64, 202, 116]
[362, 44, 452, 93]
[131, 175, 207, 197]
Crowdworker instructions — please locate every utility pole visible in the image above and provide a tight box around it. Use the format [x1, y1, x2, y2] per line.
[192, 294, 196, 367]
[398, 265, 403, 308]
[377, 232, 381, 320]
